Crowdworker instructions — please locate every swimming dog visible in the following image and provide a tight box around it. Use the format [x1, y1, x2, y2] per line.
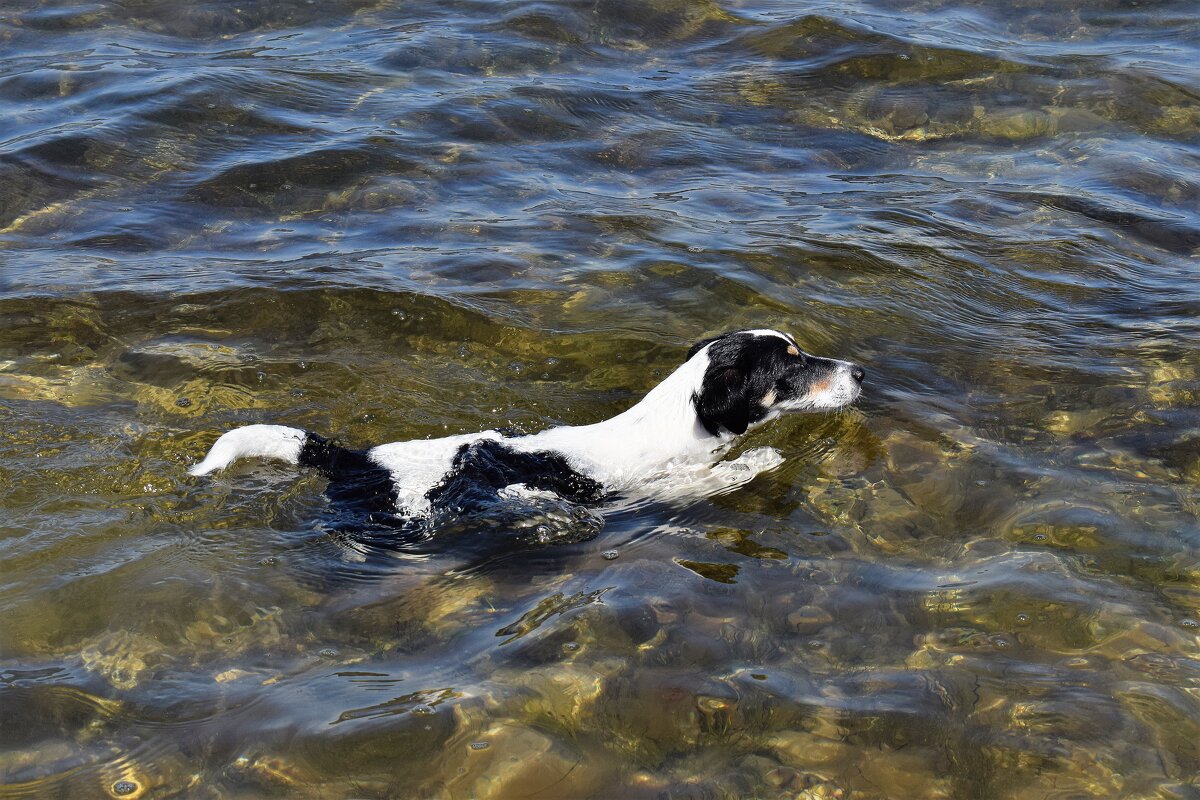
[189, 329, 865, 520]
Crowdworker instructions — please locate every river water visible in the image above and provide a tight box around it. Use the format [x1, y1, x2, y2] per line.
[2, 0, 1199, 797]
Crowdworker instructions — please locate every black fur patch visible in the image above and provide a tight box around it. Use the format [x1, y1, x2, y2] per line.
[426, 438, 607, 513]
[298, 433, 400, 520]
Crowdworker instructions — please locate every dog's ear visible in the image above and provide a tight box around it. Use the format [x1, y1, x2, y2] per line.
[687, 333, 727, 361]
[695, 366, 751, 435]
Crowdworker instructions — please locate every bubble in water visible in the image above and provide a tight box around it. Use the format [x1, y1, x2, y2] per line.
[319, 648, 338, 658]
[602, 550, 619, 560]
[112, 780, 139, 796]
[470, 741, 490, 751]
[175, 397, 191, 408]
[1016, 613, 1030, 625]
[534, 525, 552, 543]
[563, 642, 580, 652]
[1182, 618, 1199, 629]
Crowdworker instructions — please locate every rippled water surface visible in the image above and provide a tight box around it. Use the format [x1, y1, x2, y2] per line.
[2, 0, 1199, 797]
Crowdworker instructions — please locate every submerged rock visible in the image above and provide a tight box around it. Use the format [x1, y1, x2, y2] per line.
[229, 751, 320, 793]
[430, 723, 602, 800]
[80, 630, 166, 690]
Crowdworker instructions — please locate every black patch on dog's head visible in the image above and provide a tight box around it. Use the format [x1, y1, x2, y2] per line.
[691, 333, 780, 436]
[688, 330, 846, 437]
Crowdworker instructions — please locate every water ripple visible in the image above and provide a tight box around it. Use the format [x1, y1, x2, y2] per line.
[3, 0, 1200, 795]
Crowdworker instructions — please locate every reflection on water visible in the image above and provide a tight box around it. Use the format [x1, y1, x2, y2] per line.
[1, 0, 1199, 796]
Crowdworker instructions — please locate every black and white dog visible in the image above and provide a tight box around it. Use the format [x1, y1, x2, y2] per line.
[189, 330, 865, 520]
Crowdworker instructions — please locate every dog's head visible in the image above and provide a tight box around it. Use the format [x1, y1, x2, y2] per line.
[688, 329, 865, 436]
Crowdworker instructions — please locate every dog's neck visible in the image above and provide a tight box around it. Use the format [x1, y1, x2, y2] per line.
[519, 349, 736, 488]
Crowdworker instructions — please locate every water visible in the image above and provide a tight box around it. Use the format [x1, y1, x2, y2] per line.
[1, 0, 1198, 796]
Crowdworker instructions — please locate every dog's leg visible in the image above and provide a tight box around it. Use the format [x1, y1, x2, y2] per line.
[678, 446, 785, 499]
[708, 446, 785, 491]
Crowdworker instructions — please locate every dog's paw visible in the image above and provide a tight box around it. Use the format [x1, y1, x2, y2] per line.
[703, 447, 784, 493]
[732, 446, 785, 473]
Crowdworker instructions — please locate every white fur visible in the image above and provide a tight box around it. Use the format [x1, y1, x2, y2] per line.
[367, 346, 730, 515]
[188, 424, 305, 476]
[368, 431, 502, 515]
[508, 345, 731, 489]
[778, 359, 862, 411]
[743, 329, 799, 347]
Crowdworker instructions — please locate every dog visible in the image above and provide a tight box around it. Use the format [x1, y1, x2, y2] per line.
[189, 329, 865, 522]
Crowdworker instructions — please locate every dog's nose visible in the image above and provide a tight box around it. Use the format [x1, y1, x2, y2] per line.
[851, 366, 866, 384]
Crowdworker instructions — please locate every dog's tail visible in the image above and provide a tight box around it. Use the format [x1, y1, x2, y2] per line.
[188, 424, 307, 476]
[188, 424, 371, 478]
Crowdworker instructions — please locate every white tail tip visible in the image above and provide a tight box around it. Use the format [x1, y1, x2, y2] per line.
[188, 424, 307, 476]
